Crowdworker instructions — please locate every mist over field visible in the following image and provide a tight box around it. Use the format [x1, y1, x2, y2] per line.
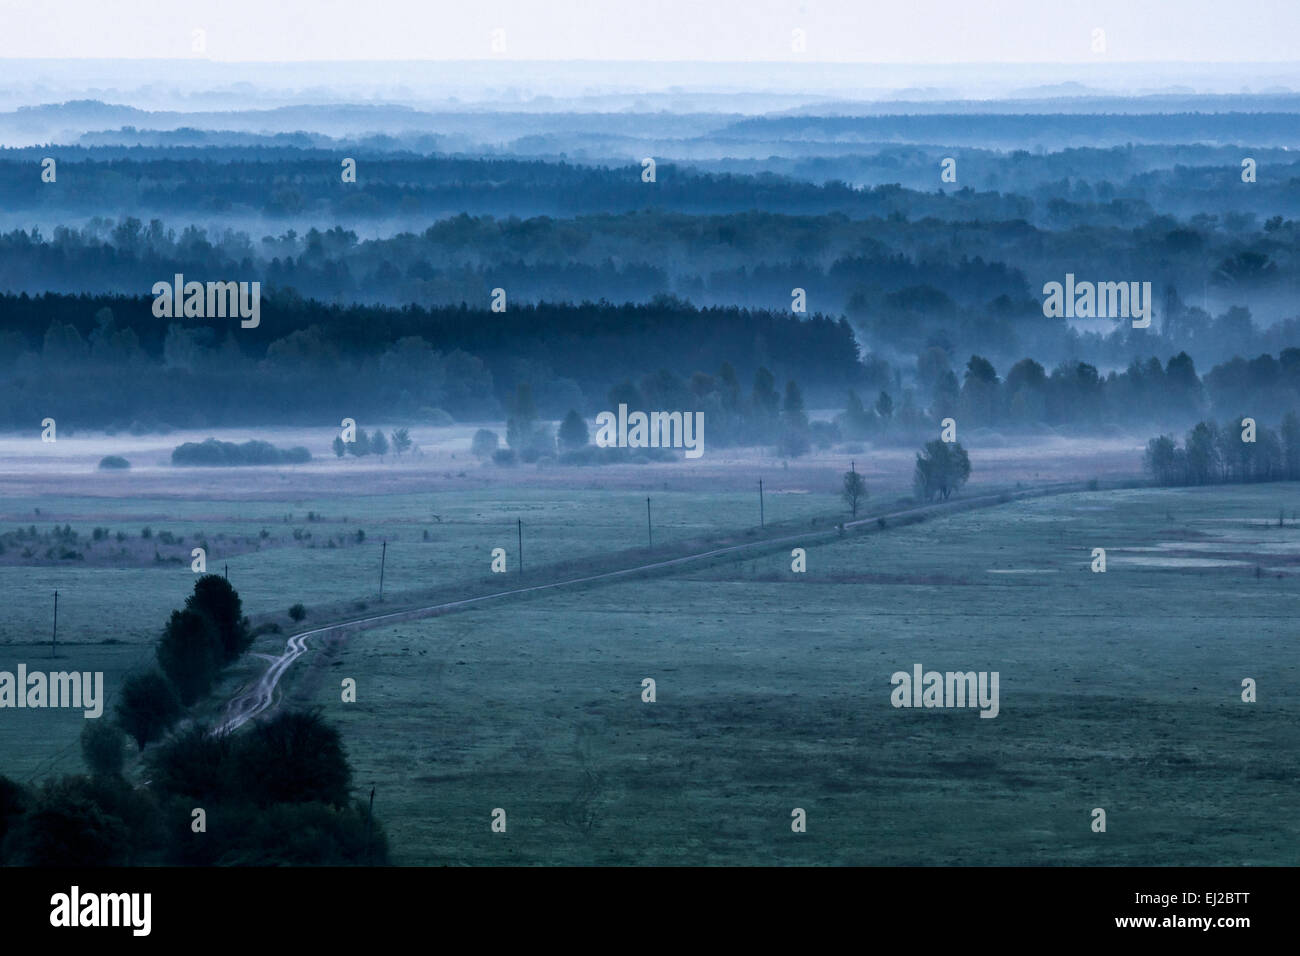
[1, 28, 1297, 881]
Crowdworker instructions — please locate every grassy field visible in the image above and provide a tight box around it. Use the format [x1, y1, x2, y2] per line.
[0, 641, 156, 781]
[292, 484, 1300, 865]
[0, 486, 858, 645]
[0, 477, 899, 782]
[7, 437, 1291, 865]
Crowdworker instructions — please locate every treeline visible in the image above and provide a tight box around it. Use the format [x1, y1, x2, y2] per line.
[1, 207, 1298, 368]
[723, 110, 1300, 152]
[8, 137, 1300, 224]
[838, 348, 1300, 442]
[0, 292, 863, 426]
[6, 293, 1300, 437]
[0, 151, 1037, 222]
[0, 575, 386, 865]
[1144, 414, 1300, 486]
[493, 372, 826, 460]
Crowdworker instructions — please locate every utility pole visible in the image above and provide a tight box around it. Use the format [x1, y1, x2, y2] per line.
[223, 563, 228, 580]
[379, 540, 387, 597]
[517, 519, 523, 576]
[759, 478, 764, 529]
[51, 590, 58, 658]
[646, 497, 652, 549]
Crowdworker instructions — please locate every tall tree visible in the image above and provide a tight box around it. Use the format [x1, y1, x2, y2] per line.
[156, 608, 221, 706]
[841, 466, 867, 517]
[186, 575, 251, 663]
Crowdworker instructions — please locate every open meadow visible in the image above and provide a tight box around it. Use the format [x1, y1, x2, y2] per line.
[0, 428, 1144, 787]
[289, 482, 1300, 865]
[6, 426, 1295, 866]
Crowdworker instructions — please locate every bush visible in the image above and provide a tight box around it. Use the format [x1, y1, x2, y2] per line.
[98, 455, 130, 470]
[232, 711, 352, 808]
[289, 603, 306, 623]
[145, 726, 235, 803]
[2, 776, 131, 866]
[492, 447, 517, 466]
[80, 721, 127, 778]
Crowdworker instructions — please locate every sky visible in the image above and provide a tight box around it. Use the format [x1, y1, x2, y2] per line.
[0, 0, 1296, 63]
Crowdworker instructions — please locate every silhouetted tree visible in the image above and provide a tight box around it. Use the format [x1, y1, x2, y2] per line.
[157, 608, 221, 706]
[914, 440, 972, 501]
[115, 670, 182, 751]
[842, 466, 867, 517]
[187, 575, 251, 663]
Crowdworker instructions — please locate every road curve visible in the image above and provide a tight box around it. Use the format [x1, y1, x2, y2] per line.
[216, 481, 1081, 734]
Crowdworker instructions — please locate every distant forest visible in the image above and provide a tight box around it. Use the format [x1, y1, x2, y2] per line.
[4, 129, 1300, 437]
[0, 291, 860, 426]
[3, 289, 1299, 440]
[0, 205, 1297, 372]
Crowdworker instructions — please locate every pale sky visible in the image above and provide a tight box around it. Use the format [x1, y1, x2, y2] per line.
[0, 0, 1295, 62]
